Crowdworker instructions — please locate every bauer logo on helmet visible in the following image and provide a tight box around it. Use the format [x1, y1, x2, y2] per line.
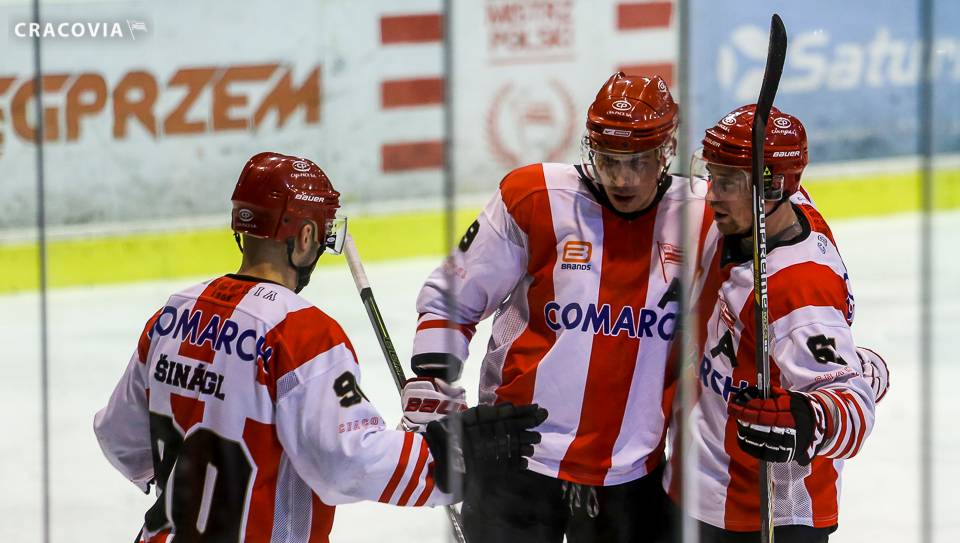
[294, 193, 325, 203]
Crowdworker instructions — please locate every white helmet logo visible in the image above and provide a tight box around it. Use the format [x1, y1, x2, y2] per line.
[238, 209, 254, 222]
[721, 115, 737, 126]
[658, 79, 668, 92]
[292, 160, 311, 172]
[773, 117, 792, 129]
[612, 99, 632, 111]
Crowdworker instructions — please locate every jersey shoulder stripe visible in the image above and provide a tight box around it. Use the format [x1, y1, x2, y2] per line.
[265, 306, 358, 382]
[499, 163, 588, 232]
[767, 261, 849, 324]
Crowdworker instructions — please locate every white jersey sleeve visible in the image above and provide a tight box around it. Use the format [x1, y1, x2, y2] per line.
[412, 181, 529, 375]
[275, 337, 453, 506]
[93, 311, 159, 492]
[771, 310, 876, 460]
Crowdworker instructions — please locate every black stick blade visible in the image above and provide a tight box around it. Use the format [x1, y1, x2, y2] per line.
[753, 14, 788, 143]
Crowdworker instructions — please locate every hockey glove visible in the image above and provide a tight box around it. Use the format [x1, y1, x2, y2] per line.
[857, 346, 890, 403]
[399, 377, 468, 432]
[728, 386, 825, 466]
[423, 402, 548, 494]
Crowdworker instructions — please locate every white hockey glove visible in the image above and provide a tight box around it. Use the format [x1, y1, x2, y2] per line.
[400, 377, 468, 432]
[857, 346, 889, 403]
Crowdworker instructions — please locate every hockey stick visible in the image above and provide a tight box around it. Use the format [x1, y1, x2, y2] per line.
[750, 14, 787, 543]
[343, 234, 469, 543]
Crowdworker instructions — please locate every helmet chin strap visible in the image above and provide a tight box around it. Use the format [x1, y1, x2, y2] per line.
[286, 238, 323, 294]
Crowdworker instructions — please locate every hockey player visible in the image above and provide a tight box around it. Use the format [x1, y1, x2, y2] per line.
[400, 72, 696, 542]
[664, 105, 890, 543]
[93, 152, 546, 542]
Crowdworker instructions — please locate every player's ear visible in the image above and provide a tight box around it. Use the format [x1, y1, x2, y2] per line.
[296, 221, 317, 253]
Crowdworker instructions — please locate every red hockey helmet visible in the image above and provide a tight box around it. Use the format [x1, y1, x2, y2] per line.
[693, 104, 808, 201]
[231, 152, 345, 252]
[585, 72, 678, 153]
[581, 72, 679, 188]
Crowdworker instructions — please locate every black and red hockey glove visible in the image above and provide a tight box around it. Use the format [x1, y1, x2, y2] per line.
[727, 386, 824, 466]
[423, 402, 547, 494]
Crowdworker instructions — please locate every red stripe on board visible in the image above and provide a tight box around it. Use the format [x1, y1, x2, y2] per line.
[617, 62, 675, 88]
[398, 438, 430, 505]
[382, 77, 444, 108]
[558, 207, 658, 485]
[416, 318, 477, 340]
[617, 2, 673, 30]
[381, 141, 444, 172]
[380, 14, 443, 44]
[379, 432, 414, 503]
[494, 164, 557, 406]
[177, 277, 257, 363]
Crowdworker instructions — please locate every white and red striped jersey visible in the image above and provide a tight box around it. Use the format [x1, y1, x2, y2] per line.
[412, 163, 703, 486]
[94, 275, 450, 543]
[663, 190, 876, 531]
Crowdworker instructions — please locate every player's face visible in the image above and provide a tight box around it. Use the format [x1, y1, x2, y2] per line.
[592, 148, 662, 213]
[706, 173, 780, 236]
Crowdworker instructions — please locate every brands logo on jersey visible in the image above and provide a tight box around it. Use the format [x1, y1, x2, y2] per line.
[294, 193, 325, 203]
[151, 306, 273, 365]
[153, 353, 226, 400]
[561, 240, 592, 270]
[612, 99, 632, 111]
[544, 301, 677, 341]
[292, 160, 311, 172]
